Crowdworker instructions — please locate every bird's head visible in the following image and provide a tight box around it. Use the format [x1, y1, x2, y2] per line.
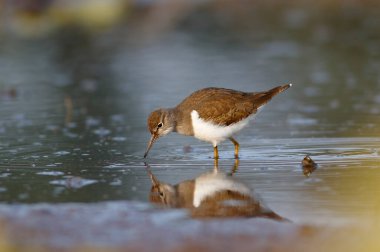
[144, 109, 175, 158]
[147, 164, 176, 206]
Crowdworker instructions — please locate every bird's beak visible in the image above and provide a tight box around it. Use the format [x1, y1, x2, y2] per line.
[144, 133, 158, 158]
[148, 170, 160, 187]
[144, 162, 160, 186]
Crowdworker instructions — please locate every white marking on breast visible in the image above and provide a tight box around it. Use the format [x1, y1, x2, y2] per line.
[191, 110, 255, 147]
[193, 172, 251, 207]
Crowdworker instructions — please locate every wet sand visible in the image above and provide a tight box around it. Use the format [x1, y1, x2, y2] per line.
[0, 201, 378, 252]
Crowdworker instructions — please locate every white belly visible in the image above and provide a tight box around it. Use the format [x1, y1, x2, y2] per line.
[193, 172, 251, 207]
[190, 110, 254, 147]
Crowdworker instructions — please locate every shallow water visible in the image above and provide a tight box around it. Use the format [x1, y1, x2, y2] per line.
[0, 2, 380, 227]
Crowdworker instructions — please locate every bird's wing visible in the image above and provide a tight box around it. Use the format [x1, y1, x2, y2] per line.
[176, 85, 290, 126]
[195, 93, 256, 126]
[177, 88, 257, 126]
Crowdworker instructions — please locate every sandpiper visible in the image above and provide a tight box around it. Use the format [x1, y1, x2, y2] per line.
[144, 84, 292, 159]
[147, 163, 284, 219]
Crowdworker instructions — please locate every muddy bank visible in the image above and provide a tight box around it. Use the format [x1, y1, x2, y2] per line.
[0, 201, 378, 252]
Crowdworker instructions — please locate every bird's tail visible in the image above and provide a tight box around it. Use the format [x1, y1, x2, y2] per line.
[252, 83, 292, 108]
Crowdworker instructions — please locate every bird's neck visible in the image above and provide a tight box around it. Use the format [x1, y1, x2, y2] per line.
[164, 108, 177, 131]
[171, 107, 193, 136]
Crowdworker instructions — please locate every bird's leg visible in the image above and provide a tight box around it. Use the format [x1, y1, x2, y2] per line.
[213, 158, 219, 173]
[229, 137, 239, 159]
[229, 159, 240, 176]
[213, 146, 219, 159]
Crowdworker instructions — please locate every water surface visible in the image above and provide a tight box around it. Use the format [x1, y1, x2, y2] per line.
[0, 2, 379, 226]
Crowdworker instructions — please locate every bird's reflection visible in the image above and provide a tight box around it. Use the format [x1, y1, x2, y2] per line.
[146, 160, 284, 220]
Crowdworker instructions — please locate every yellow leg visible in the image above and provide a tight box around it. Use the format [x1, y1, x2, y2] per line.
[229, 137, 239, 159]
[213, 158, 219, 173]
[213, 146, 219, 159]
[229, 159, 240, 176]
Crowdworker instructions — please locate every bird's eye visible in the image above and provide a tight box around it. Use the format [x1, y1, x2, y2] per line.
[157, 122, 163, 128]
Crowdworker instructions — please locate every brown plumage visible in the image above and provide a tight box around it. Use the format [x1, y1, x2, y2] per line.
[175, 85, 291, 128]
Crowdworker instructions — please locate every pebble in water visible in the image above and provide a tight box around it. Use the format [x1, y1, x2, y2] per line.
[301, 155, 318, 177]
